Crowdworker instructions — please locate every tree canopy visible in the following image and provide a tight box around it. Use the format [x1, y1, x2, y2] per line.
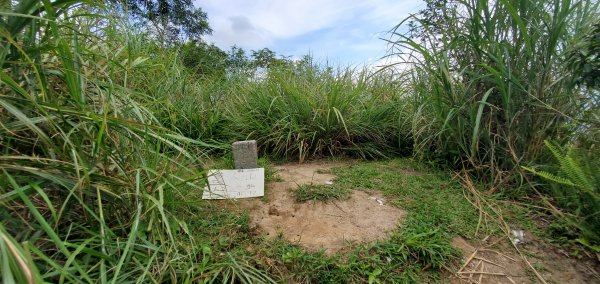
[180, 41, 229, 80]
[251, 48, 290, 69]
[110, 0, 212, 42]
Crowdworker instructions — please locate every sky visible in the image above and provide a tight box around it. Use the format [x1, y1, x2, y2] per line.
[196, 0, 425, 67]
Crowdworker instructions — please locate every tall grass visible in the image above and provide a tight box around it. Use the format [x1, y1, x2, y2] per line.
[386, 0, 599, 248]
[225, 59, 410, 161]
[152, 74, 234, 148]
[387, 0, 598, 184]
[0, 1, 271, 282]
[2, 0, 597, 280]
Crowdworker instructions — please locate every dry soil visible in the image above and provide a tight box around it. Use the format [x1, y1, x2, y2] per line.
[241, 161, 405, 254]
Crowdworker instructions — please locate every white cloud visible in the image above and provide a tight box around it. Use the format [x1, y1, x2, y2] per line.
[196, 0, 423, 64]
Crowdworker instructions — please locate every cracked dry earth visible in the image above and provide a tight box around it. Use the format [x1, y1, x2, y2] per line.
[241, 161, 405, 254]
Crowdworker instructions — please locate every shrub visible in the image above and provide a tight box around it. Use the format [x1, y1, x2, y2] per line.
[524, 141, 600, 251]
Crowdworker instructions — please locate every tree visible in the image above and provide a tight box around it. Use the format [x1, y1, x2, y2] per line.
[227, 45, 251, 75]
[109, 0, 212, 43]
[406, 0, 458, 48]
[251, 48, 290, 69]
[566, 19, 600, 89]
[180, 41, 228, 80]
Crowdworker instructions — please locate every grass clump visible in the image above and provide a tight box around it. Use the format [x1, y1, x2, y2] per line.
[225, 58, 409, 161]
[387, 0, 598, 181]
[0, 2, 268, 283]
[294, 184, 351, 202]
[387, 0, 600, 249]
[264, 232, 454, 283]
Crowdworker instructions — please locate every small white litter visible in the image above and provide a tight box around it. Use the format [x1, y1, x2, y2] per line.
[202, 168, 264, 199]
[368, 196, 385, 206]
[512, 230, 525, 245]
[325, 180, 334, 185]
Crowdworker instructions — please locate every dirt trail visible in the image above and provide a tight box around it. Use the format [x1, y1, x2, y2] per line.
[242, 161, 405, 254]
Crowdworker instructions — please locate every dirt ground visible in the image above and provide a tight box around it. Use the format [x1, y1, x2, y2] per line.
[238, 160, 599, 283]
[241, 161, 405, 254]
[450, 234, 600, 284]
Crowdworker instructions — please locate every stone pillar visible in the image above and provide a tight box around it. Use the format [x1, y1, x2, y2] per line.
[232, 140, 258, 169]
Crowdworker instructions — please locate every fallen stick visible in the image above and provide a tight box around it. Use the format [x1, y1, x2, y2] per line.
[457, 249, 479, 273]
[457, 271, 507, 276]
[473, 256, 505, 268]
[478, 260, 484, 284]
[459, 172, 548, 284]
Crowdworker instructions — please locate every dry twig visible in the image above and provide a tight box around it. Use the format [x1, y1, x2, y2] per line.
[457, 172, 549, 284]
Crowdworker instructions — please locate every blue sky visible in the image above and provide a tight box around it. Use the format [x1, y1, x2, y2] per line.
[197, 0, 424, 66]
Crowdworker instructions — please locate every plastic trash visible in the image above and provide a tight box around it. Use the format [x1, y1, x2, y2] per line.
[368, 196, 385, 206]
[512, 230, 525, 245]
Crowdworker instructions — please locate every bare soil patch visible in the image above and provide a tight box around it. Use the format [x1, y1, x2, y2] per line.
[242, 161, 405, 254]
[450, 236, 600, 284]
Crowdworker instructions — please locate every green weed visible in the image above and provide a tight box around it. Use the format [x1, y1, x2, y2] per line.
[386, 0, 598, 184]
[294, 184, 351, 202]
[225, 60, 409, 161]
[0, 2, 267, 283]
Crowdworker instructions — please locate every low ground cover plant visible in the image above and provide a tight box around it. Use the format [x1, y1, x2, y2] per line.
[294, 184, 352, 202]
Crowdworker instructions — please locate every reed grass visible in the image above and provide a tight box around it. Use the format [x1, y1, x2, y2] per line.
[225, 60, 409, 161]
[385, 0, 599, 248]
[386, 0, 598, 183]
[0, 1, 271, 282]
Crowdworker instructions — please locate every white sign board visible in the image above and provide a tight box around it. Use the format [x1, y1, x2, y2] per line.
[202, 168, 265, 199]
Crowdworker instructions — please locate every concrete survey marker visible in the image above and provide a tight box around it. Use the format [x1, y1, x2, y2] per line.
[202, 168, 265, 199]
[232, 140, 258, 169]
